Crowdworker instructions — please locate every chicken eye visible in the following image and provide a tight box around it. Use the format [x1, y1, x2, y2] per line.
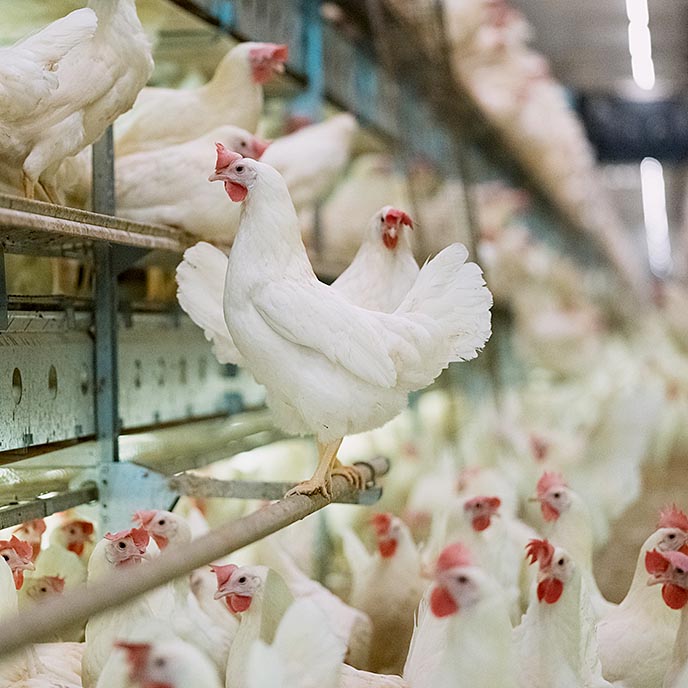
[236, 165, 245, 173]
[669, 533, 677, 540]
[118, 542, 126, 549]
[475, 502, 482, 509]
[40, 587, 47, 593]
[2, 555, 8, 561]
[238, 576, 247, 584]
[457, 575, 468, 584]
[158, 520, 166, 526]
[553, 492, 561, 499]
[69, 529, 75, 535]
[240, 140, 247, 147]
[154, 658, 166, 668]
[677, 567, 685, 575]
[558, 558, 565, 566]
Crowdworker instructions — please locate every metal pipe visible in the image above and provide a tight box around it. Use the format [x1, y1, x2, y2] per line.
[0, 456, 389, 656]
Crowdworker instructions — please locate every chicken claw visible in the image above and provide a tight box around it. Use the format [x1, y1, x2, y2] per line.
[285, 476, 332, 500]
[332, 461, 365, 490]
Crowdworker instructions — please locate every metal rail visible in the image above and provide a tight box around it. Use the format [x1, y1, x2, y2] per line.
[0, 456, 389, 656]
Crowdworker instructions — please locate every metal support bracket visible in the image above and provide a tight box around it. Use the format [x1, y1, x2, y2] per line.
[96, 462, 178, 532]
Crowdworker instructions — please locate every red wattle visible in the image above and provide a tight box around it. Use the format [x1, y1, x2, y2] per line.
[537, 577, 563, 604]
[662, 583, 688, 610]
[472, 515, 492, 532]
[152, 534, 169, 550]
[382, 232, 399, 249]
[68, 542, 85, 556]
[541, 502, 560, 522]
[378, 539, 398, 559]
[430, 585, 459, 618]
[13, 570, 24, 590]
[224, 181, 248, 202]
[228, 594, 253, 613]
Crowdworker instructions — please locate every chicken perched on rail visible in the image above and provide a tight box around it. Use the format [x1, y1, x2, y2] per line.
[1, 0, 152, 202]
[0, 7, 97, 199]
[115, 41, 287, 155]
[178, 147, 491, 497]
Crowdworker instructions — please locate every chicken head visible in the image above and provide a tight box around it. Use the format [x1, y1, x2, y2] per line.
[133, 509, 191, 550]
[526, 538, 574, 604]
[13, 518, 46, 561]
[646, 549, 688, 610]
[429, 542, 475, 617]
[463, 495, 502, 532]
[209, 146, 257, 202]
[371, 512, 404, 558]
[103, 527, 149, 567]
[533, 472, 571, 522]
[248, 43, 288, 84]
[0, 536, 34, 589]
[374, 205, 414, 250]
[59, 518, 95, 556]
[24, 575, 65, 602]
[212, 563, 261, 613]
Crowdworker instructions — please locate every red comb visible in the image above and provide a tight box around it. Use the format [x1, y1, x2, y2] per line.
[384, 208, 414, 229]
[526, 539, 554, 569]
[0, 536, 33, 561]
[371, 513, 393, 537]
[249, 43, 289, 63]
[536, 472, 567, 498]
[658, 505, 688, 532]
[132, 510, 158, 528]
[211, 564, 237, 589]
[215, 142, 243, 171]
[436, 542, 471, 572]
[104, 527, 150, 550]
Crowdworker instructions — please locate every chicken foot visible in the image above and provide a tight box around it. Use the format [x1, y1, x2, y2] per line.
[286, 439, 343, 500]
[331, 459, 365, 490]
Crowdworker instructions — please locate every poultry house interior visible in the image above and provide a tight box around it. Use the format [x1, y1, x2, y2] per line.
[1, 0, 688, 686]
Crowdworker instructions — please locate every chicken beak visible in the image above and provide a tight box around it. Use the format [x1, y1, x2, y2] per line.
[209, 169, 228, 182]
[213, 587, 230, 601]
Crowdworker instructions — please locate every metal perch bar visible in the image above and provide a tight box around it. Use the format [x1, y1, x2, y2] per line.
[169, 458, 386, 505]
[0, 456, 389, 657]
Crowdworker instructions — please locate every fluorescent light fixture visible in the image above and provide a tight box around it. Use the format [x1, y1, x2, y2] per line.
[626, 0, 655, 90]
[625, 0, 649, 25]
[640, 157, 672, 277]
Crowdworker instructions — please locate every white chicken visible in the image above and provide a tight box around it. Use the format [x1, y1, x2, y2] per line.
[179, 146, 491, 498]
[132, 509, 236, 670]
[342, 513, 426, 674]
[12, 519, 46, 562]
[332, 206, 418, 312]
[115, 41, 288, 154]
[1, 0, 152, 202]
[34, 518, 94, 589]
[597, 507, 688, 688]
[260, 113, 358, 213]
[0, 7, 98, 198]
[212, 563, 294, 688]
[403, 542, 518, 688]
[176, 204, 418, 366]
[530, 471, 613, 617]
[82, 527, 166, 688]
[513, 538, 612, 687]
[116, 637, 222, 688]
[645, 549, 688, 688]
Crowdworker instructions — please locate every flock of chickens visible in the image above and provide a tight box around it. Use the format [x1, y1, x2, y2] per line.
[1, 463, 688, 687]
[3, 1, 688, 687]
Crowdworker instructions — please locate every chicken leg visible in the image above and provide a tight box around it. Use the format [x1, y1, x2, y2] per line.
[285, 439, 366, 499]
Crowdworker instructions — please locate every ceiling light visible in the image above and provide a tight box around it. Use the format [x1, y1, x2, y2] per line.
[626, 0, 655, 91]
[640, 157, 672, 277]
